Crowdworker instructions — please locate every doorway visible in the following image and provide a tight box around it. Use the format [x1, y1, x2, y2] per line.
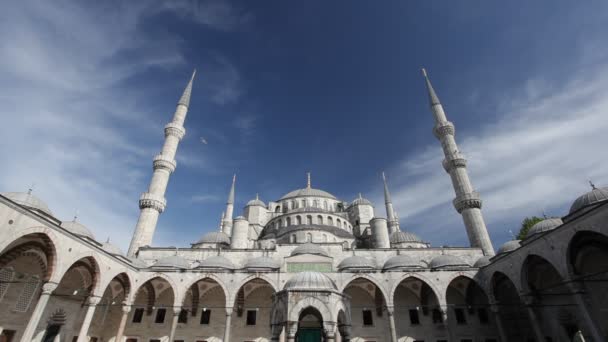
[297, 307, 324, 342]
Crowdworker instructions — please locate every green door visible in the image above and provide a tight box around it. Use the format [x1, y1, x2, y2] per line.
[297, 328, 322, 342]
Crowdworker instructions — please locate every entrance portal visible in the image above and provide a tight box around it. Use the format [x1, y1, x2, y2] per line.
[297, 307, 324, 342]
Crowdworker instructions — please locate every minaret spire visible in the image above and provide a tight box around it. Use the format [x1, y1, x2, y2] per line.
[421, 68, 495, 255]
[221, 174, 236, 236]
[382, 172, 399, 234]
[306, 172, 311, 189]
[127, 70, 196, 257]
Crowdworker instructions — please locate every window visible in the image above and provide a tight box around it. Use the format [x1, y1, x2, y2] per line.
[454, 308, 467, 325]
[296, 216, 302, 225]
[313, 200, 319, 207]
[246, 310, 257, 325]
[178, 309, 188, 323]
[337, 219, 341, 227]
[317, 215, 323, 224]
[478, 308, 489, 324]
[155, 308, 167, 324]
[200, 309, 211, 324]
[432, 308, 443, 324]
[15, 275, 40, 312]
[307, 233, 312, 242]
[0, 267, 14, 302]
[307, 215, 312, 225]
[323, 201, 328, 210]
[328, 217, 333, 226]
[286, 217, 291, 226]
[132, 308, 145, 323]
[409, 309, 420, 325]
[301, 200, 306, 208]
[362, 309, 373, 326]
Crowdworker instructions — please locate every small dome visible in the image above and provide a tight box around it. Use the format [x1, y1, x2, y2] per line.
[390, 231, 423, 244]
[527, 218, 563, 238]
[291, 243, 329, 257]
[350, 194, 372, 206]
[196, 231, 230, 245]
[61, 220, 95, 240]
[101, 241, 123, 255]
[473, 256, 492, 268]
[244, 257, 281, 270]
[429, 254, 470, 269]
[497, 240, 521, 255]
[129, 257, 149, 268]
[569, 185, 608, 214]
[246, 196, 266, 207]
[280, 188, 337, 200]
[284, 271, 337, 291]
[338, 256, 376, 271]
[2, 191, 53, 215]
[383, 255, 423, 270]
[153, 255, 190, 269]
[198, 255, 235, 270]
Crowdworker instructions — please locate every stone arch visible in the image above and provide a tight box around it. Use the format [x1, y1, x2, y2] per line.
[491, 271, 534, 340]
[520, 254, 566, 295]
[134, 273, 179, 308]
[231, 276, 277, 341]
[233, 274, 279, 297]
[567, 229, 608, 277]
[182, 274, 229, 306]
[0, 230, 58, 281]
[181, 275, 229, 317]
[288, 296, 333, 323]
[54, 255, 101, 295]
[390, 273, 442, 306]
[445, 275, 492, 331]
[340, 274, 389, 305]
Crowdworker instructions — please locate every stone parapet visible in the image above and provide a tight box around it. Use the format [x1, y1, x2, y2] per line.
[442, 154, 467, 172]
[152, 154, 177, 173]
[433, 121, 455, 139]
[139, 192, 167, 212]
[164, 122, 186, 140]
[453, 192, 482, 213]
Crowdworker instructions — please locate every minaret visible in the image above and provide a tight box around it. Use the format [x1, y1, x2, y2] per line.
[221, 174, 236, 236]
[421, 68, 495, 255]
[127, 70, 196, 257]
[382, 172, 400, 234]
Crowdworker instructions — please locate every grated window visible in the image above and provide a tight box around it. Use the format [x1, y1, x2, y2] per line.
[15, 275, 40, 312]
[0, 267, 15, 302]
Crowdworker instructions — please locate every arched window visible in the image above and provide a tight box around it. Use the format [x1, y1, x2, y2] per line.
[15, 275, 40, 312]
[313, 199, 319, 208]
[317, 215, 323, 225]
[307, 215, 313, 225]
[336, 219, 341, 227]
[292, 201, 297, 209]
[275, 206, 281, 213]
[296, 216, 302, 225]
[322, 234, 328, 242]
[323, 201, 328, 210]
[290, 234, 296, 243]
[343, 221, 347, 229]
[301, 200, 307, 208]
[0, 267, 14, 302]
[277, 220, 282, 228]
[286, 217, 291, 226]
[328, 217, 334, 226]
[307, 233, 312, 242]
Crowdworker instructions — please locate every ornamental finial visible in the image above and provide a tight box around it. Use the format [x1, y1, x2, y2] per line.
[306, 172, 311, 189]
[589, 180, 597, 190]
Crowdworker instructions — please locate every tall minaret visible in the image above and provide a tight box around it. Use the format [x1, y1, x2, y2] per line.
[127, 70, 196, 257]
[421, 68, 495, 255]
[382, 172, 400, 234]
[221, 174, 236, 236]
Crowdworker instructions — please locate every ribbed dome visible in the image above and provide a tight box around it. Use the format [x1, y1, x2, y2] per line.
[390, 231, 423, 244]
[350, 194, 372, 206]
[2, 192, 52, 215]
[383, 255, 423, 270]
[61, 220, 95, 240]
[497, 240, 521, 255]
[280, 188, 336, 200]
[101, 241, 123, 255]
[244, 257, 280, 270]
[429, 255, 470, 269]
[473, 256, 492, 268]
[196, 231, 230, 245]
[284, 271, 337, 291]
[153, 255, 190, 269]
[570, 186, 608, 214]
[291, 243, 329, 257]
[338, 256, 376, 271]
[198, 255, 235, 270]
[527, 218, 563, 238]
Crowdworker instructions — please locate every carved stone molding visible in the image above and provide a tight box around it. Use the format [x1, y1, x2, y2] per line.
[453, 192, 482, 213]
[153, 154, 177, 173]
[139, 192, 167, 213]
[442, 156, 467, 172]
[164, 122, 186, 140]
[433, 121, 455, 139]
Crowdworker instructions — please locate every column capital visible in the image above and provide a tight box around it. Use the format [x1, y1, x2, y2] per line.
[225, 307, 233, 316]
[42, 282, 58, 294]
[173, 307, 182, 315]
[385, 305, 395, 315]
[122, 305, 132, 313]
[87, 295, 102, 306]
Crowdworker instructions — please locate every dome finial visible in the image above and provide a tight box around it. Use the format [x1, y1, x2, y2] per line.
[106, 236, 110, 243]
[589, 180, 597, 190]
[256, 193, 259, 200]
[306, 172, 311, 189]
[73, 209, 79, 222]
[359, 193, 363, 199]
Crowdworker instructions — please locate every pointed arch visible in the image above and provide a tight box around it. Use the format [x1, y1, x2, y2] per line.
[0, 230, 58, 281]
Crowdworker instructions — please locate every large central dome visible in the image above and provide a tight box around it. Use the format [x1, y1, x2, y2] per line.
[280, 187, 337, 200]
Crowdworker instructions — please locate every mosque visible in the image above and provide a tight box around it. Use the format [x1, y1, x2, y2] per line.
[0, 69, 607, 342]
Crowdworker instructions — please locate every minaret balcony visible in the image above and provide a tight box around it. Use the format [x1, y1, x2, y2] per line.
[164, 122, 186, 140]
[153, 154, 177, 173]
[433, 121, 455, 139]
[139, 192, 167, 212]
[453, 192, 482, 213]
[442, 155, 467, 172]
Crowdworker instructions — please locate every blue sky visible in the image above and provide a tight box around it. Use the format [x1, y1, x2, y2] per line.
[2, 1, 608, 252]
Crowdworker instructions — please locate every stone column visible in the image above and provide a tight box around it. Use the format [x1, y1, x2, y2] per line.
[522, 297, 545, 342]
[168, 308, 180, 342]
[324, 322, 336, 342]
[441, 306, 453, 342]
[490, 303, 508, 342]
[20, 282, 58, 342]
[286, 322, 297, 342]
[386, 306, 398, 342]
[223, 308, 233, 342]
[77, 296, 101, 342]
[567, 281, 605, 342]
[115, 305, 131, 342]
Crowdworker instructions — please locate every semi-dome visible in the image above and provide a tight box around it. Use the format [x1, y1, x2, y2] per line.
[350, 194, 372, 206]
[291, 243, 329, 257]
[383, 255, 424, 270]
[244, 257, 281, 270]
[198, 255, 235, 270]
[101, 240, 123, 256]
[284, 271, 337, 291]
[338, 256, 376, 271]
[390, 231, 423, 244]
[497, 240, 521, 255]
[196, 231, 230, 245]
[2, 191, 53, 215]
[280, 188, 336, 200]
[153, 255, 190, 269]
[61, 220, 95, 240]
[527, 218, 563, 238]
[569, 185, 608, 214]
[473, 256, 492, 268]
[429, 254, 470, 269]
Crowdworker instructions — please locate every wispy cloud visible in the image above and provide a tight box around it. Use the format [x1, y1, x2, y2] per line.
[159, 0, 253, 32]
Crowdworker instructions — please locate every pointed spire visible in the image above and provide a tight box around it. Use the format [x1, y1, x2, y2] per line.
[219, 211, 225, 230]
[178, 69, 197, 107]
[227, 174, 236, 204]
[306, 172, 311, 189]
[421, 68, 441, 107]
[589, 180, 597, 190]
[382, 172, 392, 204]
[256, 193, 259, 200]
